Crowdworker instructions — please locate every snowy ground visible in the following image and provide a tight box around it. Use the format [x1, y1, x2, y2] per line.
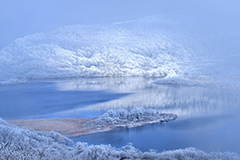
[1, 118, 239, 160]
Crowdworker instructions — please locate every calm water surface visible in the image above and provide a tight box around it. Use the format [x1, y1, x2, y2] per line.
[0, 77, 240, 154]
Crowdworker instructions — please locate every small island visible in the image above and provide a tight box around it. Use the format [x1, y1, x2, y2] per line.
[7, 108, 177, 137]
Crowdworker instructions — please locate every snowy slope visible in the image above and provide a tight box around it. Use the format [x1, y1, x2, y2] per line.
[0, 16, 195, 85]
[1, 118, 239, 160]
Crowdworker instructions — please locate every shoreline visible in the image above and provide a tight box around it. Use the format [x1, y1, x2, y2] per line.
[7, 116, 177, 137]
[7, 118, 97, 137]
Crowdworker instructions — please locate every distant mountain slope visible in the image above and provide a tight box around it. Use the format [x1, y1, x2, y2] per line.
[0, 16, 195, 84]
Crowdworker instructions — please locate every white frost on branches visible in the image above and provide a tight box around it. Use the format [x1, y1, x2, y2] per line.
[0, 118, 239, 160]
[85, 107, 177, 129]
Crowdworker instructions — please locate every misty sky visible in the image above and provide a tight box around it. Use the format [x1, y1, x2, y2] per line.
[0, 0, 240, 49]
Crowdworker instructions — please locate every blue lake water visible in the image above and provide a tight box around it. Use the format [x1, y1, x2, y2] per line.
[0, 77, 240, 154]
[0, 81, 130, 119]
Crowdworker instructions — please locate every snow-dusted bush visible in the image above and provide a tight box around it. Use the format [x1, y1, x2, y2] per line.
[0, 118, 74, 159]
[85, 107, 177, 129]
[0, 118, 239, 160]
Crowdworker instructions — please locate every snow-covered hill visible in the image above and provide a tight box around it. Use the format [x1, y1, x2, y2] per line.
[0, 16, 195, 85]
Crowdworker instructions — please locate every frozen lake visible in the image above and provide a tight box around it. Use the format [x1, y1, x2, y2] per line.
[1, 77, 240, 154]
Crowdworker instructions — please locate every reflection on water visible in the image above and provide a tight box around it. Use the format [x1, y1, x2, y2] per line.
[52, 77, 240, 118]
[1, 77, 240, 119]
[0, 81, 130, 119]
